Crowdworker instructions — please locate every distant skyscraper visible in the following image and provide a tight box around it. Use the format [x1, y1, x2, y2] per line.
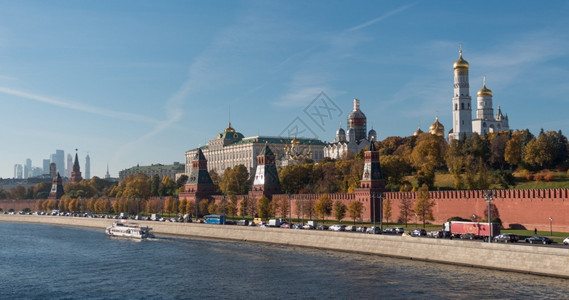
[14, 164, 23, 179]
[43, 159, 51, 175]
[53, 150, 65, 175]
[24, 158, 32, 179]
[66, 154, 73, 178]
[85, 154, 91, 180]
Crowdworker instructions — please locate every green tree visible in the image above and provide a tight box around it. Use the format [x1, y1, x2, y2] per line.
[219, 165, 250, 195]
[150, 174, 161, 196]
[158, 176, 177, 196]
[347, 201, 363, 224]
[227, 195, 237, 216]
[257, 195, 270, 220]
[333, 200, 346, 222]
[279, 164, 313, 194]
[414, 184, 435, 228]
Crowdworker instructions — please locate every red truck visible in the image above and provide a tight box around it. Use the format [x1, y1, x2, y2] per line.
[443, 221, 500, 238]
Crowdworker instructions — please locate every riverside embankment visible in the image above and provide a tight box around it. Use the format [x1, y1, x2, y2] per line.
[2, 214, 568, 278]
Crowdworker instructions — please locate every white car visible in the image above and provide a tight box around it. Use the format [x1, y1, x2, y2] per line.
[563, 237, 569, 245]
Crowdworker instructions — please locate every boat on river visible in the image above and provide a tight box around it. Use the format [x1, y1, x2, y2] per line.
[105, 222, 154, 239]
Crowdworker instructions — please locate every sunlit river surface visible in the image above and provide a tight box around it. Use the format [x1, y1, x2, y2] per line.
[1, 222, 567, 299]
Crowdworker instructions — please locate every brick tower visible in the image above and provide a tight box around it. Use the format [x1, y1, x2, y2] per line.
[47, 172, 64, 200]
[69, 150, 83, 183]
[355, 138, 386, 222]
[182, 148, 215, 200]
[250, 143, 282, 199]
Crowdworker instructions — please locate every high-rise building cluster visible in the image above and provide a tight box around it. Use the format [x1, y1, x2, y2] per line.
[11, 149, 92, 180]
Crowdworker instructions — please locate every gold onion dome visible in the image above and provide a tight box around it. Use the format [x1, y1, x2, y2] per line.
[453, 45, 469, 69]
[414, 127, 424, 136]
[477, 85, 492, 97]
[477, 75, 492, 96]
[429, 116, 445, 137]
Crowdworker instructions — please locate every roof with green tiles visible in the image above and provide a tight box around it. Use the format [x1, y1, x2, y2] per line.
[187, 135, 326, 152]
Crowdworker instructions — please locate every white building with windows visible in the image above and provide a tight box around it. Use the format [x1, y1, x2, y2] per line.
[184, 123, 326, 177]
[448, 46, 509, 140]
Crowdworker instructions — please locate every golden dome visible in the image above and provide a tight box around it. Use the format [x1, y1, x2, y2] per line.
[413, 128, 424, 136]
[477, 85, 492, 97]
[429, 116, 445, 137]
[477, 75, 492, 96]
[453, 53, 469, 69]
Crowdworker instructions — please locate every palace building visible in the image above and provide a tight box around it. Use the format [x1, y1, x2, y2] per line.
[448, 46, 509, 140]
[184, 123, 326, 177]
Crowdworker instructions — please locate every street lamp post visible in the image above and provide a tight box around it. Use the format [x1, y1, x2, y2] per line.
[371, 192, 376, 232]
[379, 193, 384, 232]
[414, 213, 418, 228]
[483, 190, 494, 243]
[288, 194, 292, 229]
[549, 217, 553, 236]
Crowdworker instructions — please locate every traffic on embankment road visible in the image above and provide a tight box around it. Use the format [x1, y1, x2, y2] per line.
[2, 213, 569, 279]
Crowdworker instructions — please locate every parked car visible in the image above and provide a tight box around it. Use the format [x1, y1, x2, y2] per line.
[525, 236, 553, 245]
[317, 224, 329, 230]
[410, 229, 427, 237]
[394, 227, 405, 234]
[494, 233, 519, 243]
[564, 237, 569, 245]
[427, 230, 442, 238]
[303, 224, 315, 230]
[293, 223, 304, 229]
[356, 226, 368, 233]
[383, 227, 397, 234]
[280, 223, 290, 228]
[329, 224, 345, 232]
[459, 233, 479, 240]
[366, 227, 381, 234]
[345, 225, 357, 232]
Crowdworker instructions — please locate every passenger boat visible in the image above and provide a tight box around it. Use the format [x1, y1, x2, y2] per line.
[105, 221, 154, 239]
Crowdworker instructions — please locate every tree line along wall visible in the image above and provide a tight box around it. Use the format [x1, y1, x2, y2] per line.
[3, 188, 569, 232]
[384, 189, 569, 232]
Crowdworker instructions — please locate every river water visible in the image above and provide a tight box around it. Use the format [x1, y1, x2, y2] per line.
[0, 222, 567, 299]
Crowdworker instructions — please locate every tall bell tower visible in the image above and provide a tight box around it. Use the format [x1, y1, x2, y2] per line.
[449, 44, 473, 140]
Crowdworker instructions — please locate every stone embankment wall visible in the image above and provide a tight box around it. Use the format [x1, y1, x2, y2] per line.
[2, 214, 568, 279]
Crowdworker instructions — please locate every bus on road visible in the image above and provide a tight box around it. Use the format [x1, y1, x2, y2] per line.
[204, 214, 226, 225]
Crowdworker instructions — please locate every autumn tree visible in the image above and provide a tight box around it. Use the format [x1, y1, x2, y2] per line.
[227, 195, 237, 216]
[383, 198, 392, 224]
[414, 184, 435, 228]
[219, 165, 250, 195]
[347, 201, 363, 224]
[398, 185, 413, 227]
[411, 133, 447, 188]
[314, 195, 332, 222]
[279, 164, 313, 194]
[257, 195, 270, 220]
[333, 200, 346, 222]
[198, 199, 209, 217]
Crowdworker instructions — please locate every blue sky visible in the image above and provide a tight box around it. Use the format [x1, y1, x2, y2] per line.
[1, 0, 568, 179]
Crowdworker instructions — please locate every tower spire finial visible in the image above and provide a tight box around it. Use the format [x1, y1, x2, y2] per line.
[483, 74, 486, 87]
[228, 104, 231, 128]
[459, 42, 462, 56]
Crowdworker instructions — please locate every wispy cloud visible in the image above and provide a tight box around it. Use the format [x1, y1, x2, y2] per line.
[346, 2, 418, 32]
[0, 86, 159, 124]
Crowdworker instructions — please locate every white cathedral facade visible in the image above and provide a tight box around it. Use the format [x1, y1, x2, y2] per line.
[448, 47, 509, 140]
[324, 99, 376, 159]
